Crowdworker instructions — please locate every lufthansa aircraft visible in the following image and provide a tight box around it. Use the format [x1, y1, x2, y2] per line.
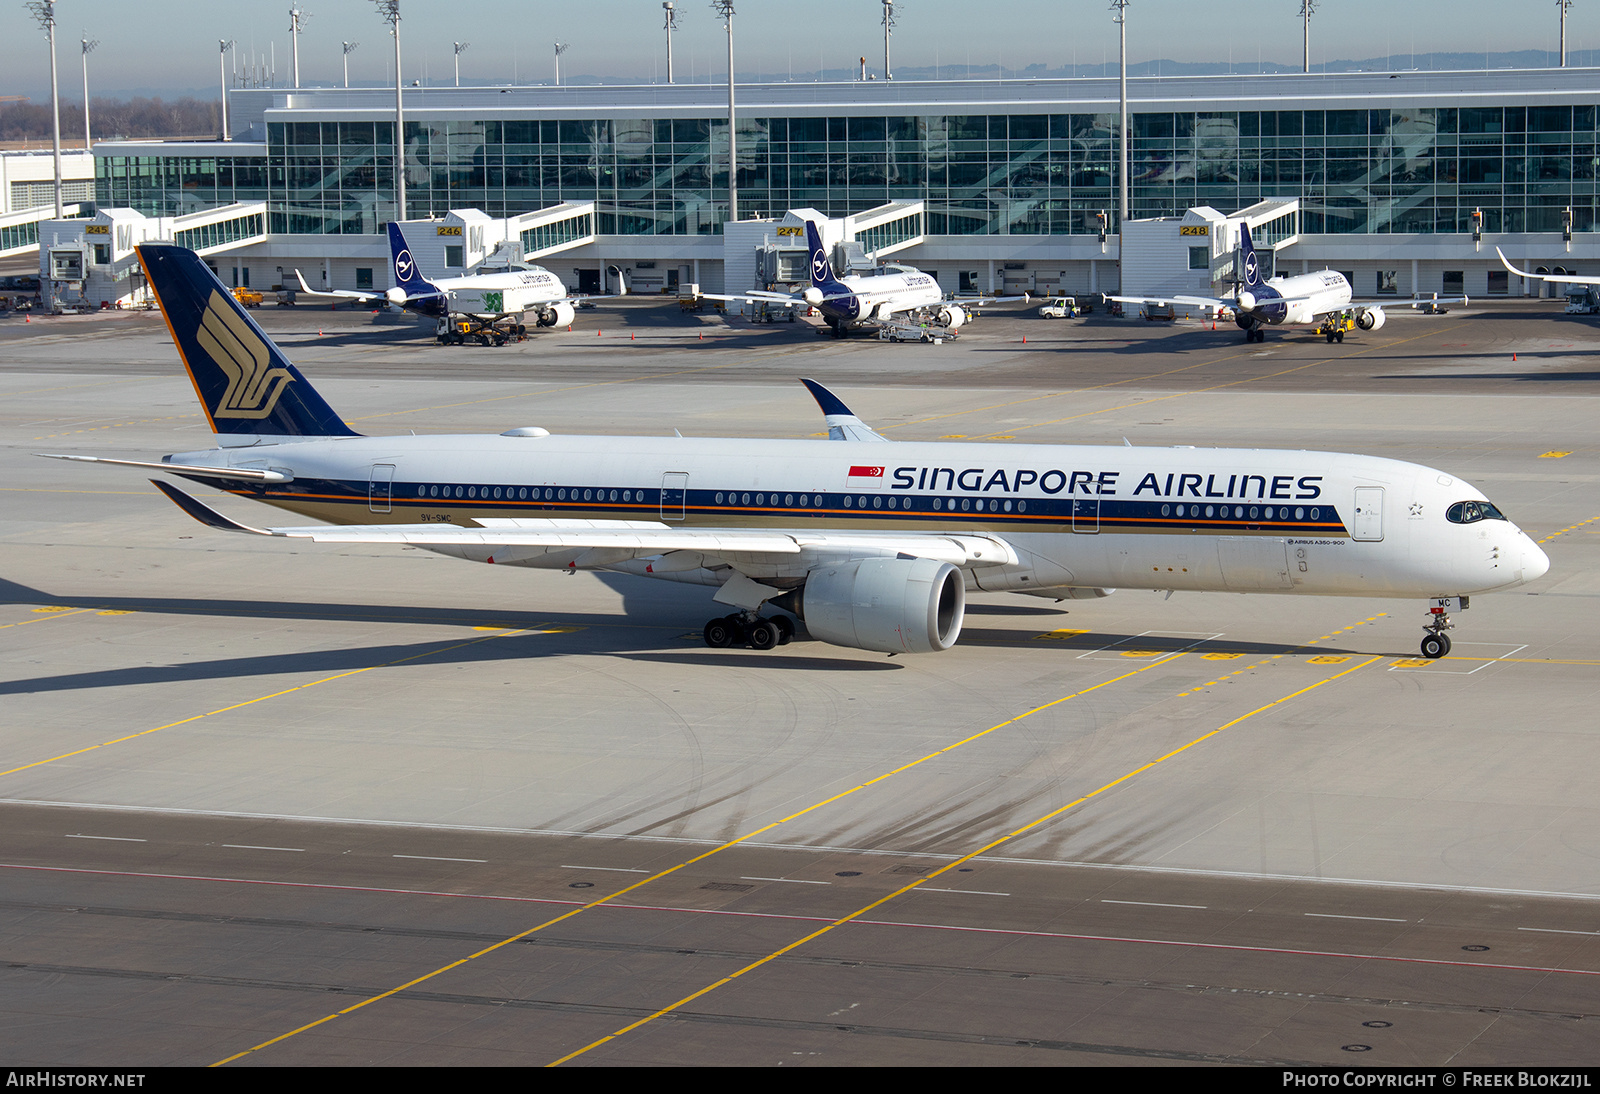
[45, 244, 1548, 659]
[706, 221, 1027, 337]
[1112, 224, 1467, 343]
[292, 223, 588, 345]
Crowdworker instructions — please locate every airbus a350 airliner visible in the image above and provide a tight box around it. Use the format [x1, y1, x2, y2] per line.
[45, 244, 1548, 659]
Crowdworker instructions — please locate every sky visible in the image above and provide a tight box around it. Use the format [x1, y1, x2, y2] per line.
[2, 0, 1596, 100]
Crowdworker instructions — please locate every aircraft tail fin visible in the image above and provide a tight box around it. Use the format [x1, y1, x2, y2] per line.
[805, 221, 847, 293]
[136, 245, 359, 438]
[388, 222, 440, 297]
[1237, 223, 1264, 288]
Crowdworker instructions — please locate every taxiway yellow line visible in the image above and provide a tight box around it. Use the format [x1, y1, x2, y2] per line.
[0, 607, 96, 631]
[208, 651, 1188, 1066]
[545, 653, 1384, 1066]
[0, 628, 533, 781]
[1537, 514, 1600, 544]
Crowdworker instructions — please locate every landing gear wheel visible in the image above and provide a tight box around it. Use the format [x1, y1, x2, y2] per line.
[746, 619, 780, 651]
[1325, 331, 1335, 343]
[1335, 330, 1344, 343]
[703, 617, 738, 648]
[1420, 633, 1449, 659]
[772, 616, 795, 645]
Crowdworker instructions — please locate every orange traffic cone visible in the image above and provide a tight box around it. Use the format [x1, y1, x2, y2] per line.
[318, 328, 323, 336]
[631, 331, 635, 340]
[567, 325, 572, 332]
[1022, 336, 1026, 344]
[597, 329, 602, 337]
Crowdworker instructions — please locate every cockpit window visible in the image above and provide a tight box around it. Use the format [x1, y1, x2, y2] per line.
[1447, 500, 1507, 524]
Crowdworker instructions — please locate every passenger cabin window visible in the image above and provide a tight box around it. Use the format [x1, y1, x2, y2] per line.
[1446, 500, 1507, 524]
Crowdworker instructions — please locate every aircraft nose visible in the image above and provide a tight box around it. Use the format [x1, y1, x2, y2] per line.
[1521, 535, 1550, 583]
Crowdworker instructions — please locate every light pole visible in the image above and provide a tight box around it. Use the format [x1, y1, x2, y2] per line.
[1559, 0, 1574, 67]
[289, 6, 308, 88]
[25, 2, 63, 219]
[554, 41, 568, 85]
[1301, 0, 1316, 73]
[80, 35, 97, 150]
[712, 1, 736, 226]
[342, 40, 358, 88]
[372, 1, 404, 222]
[218, 39, 233, 141]
[453, 41, 468, 86]
[882, 0, 895, 80]
[1111, 0, 1128, 229]
[663, 2, 677, 84]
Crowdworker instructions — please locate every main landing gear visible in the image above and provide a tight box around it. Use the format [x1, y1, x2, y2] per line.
[1420, 596, 1468, 659]
[703, 612, 795, 650]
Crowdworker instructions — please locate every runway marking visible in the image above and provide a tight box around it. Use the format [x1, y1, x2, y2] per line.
[209, 652, 1187, 1066]
[393, 855, 487, 864]
[1388, 643, 1528, 675]
[0, 607, 94, 631]
[564, 865, 650, 873]
[223, 845, 305, 853]
[911, 887, 1009, 896]
[1538, 514, 1600, 543]
[1538, 451, 1571, 458]
[742, 877, 831, 885]
[1102, 900, 1206, 909]
[12, 860, 1600, 980]
[0, 628, 533, 781]
[546, 654, 1384, 1066]
[64, 834, 145, 842]
[1305, 913, 1407, 923]
[31, 413, 200, 441]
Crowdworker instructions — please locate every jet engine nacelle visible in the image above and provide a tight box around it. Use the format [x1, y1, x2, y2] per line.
[798, 557, 965, 654]
[385, 287, 408, 308]
[1355, 307, 1386, 331]
[536, 302, 576, 328]
[937, 305, 968, 329]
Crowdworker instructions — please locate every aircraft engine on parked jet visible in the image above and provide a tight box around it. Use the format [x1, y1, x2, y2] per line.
[1355, 307, 1387, 331]
[536, 302, 577, 328]
[794, 557, 965, 654]
[936, 305, 968, 329]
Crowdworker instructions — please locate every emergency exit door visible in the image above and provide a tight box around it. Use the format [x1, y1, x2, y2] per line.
[1352, 487, 1384, 541]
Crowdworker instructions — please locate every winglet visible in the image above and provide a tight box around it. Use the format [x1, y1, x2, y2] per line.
[1496, 247, 1531, 278]
[150, 479, 273, 535]
[800, 378, 888, 443]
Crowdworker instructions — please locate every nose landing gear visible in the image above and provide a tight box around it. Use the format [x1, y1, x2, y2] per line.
[1420, 596, 1468, 658]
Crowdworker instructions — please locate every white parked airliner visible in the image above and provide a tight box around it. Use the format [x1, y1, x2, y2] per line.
[706, 221, 1027, 336]
[45, 244, 1549, 659]
[1112, 224, 1468, 343]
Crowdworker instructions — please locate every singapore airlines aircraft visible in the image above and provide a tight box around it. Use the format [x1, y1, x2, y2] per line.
[292, 223, 588, 345]
[706, 221, 1027, 336]
[1112, 224, 1468, 343]
[45, 244, 1548, 659]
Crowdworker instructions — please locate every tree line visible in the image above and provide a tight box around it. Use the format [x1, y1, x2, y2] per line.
[0, 97, 221, 143]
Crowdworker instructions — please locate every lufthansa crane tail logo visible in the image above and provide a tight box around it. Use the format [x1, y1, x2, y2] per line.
[395, 248, 416, 282]
[195, 290, 292, 419]
[1244, 252, 1260, 283]
[812, 252, 831, 281]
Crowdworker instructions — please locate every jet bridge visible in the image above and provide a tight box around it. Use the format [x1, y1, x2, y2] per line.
[1122, 198, 1300, 299]
[36, 203, 267, 311]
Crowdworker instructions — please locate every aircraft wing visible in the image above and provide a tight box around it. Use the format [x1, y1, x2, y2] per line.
[1497, 248, 1597, 285]
[1104, 293, 1235, 310]
[1347, 296, 1470, 310]
[697, 290, 808, 308]
[149, 480, 1015, 570]
[292, 270, 384, 305]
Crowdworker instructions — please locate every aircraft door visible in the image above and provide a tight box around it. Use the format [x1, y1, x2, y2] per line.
[1352, 487, 1384, 541]
[368, 463, 395, 513]
[1072, 497, 1100, 533]
[661, 472, 688, 521]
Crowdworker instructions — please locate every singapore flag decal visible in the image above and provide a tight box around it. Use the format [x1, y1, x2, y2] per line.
[847, 465, 885, 481]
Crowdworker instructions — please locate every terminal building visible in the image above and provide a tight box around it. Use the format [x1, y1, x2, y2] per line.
[37, 68, 1600, 308]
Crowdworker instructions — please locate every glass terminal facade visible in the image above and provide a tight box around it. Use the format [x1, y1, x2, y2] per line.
[94, 79, 1600, 241]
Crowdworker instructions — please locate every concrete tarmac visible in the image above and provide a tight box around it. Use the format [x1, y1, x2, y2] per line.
[1, 298, 1597, 1066]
